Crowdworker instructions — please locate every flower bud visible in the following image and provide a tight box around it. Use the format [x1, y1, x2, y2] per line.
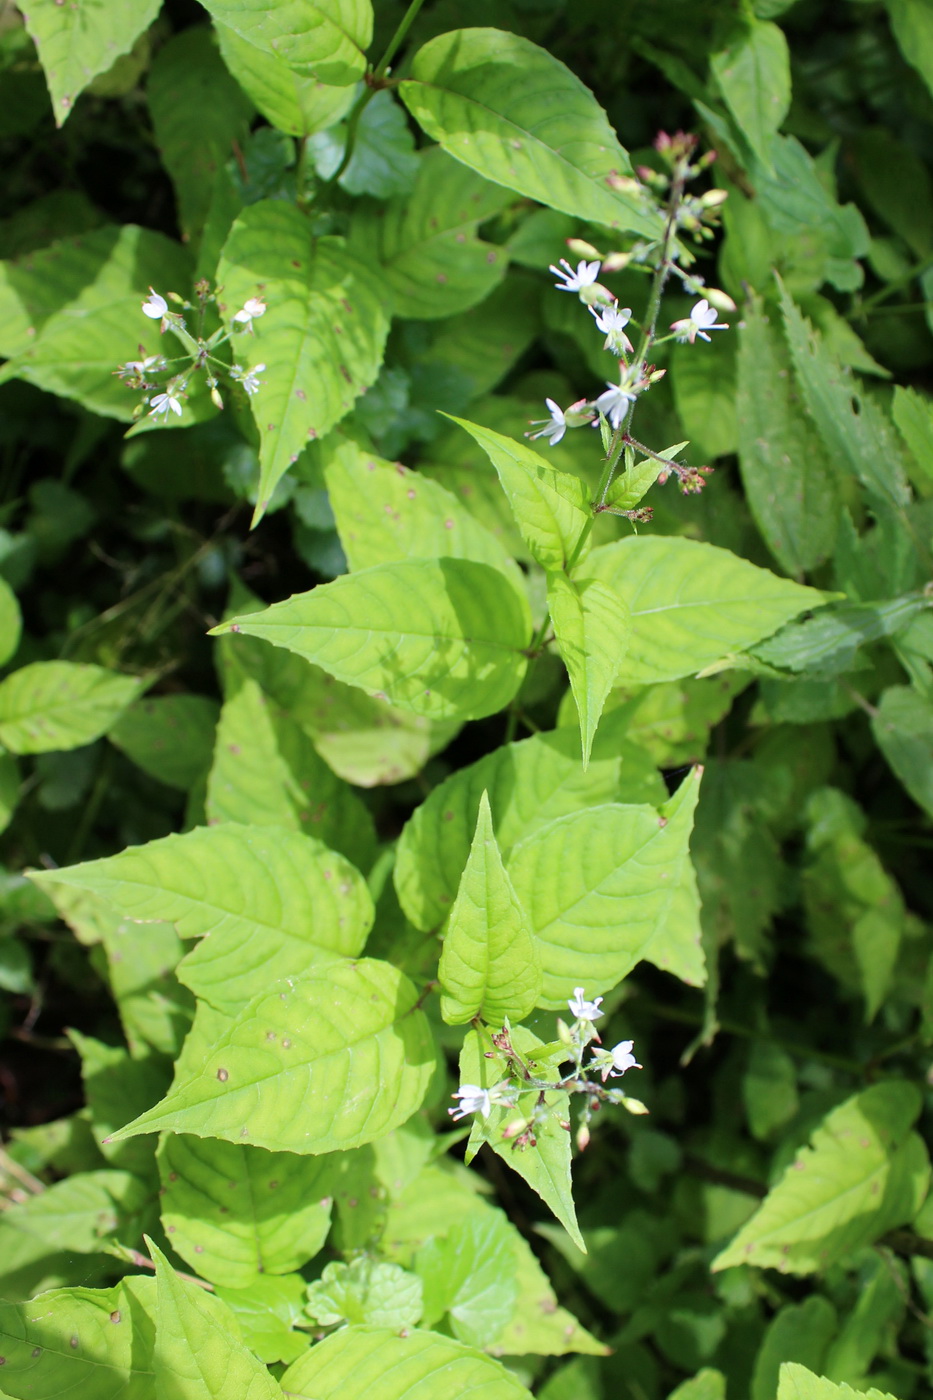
[576, 1122, 590, 1152]
[702, 287, 737, 314]
[621, 1095, 650, 1115]
[578, 281, 615, 308]
[605, 173, 643, 198]
[566, 238, 603, 260]
[700, 188, 729, 209]
[210, 385, 224, 410]
[600, 251, 632, 273]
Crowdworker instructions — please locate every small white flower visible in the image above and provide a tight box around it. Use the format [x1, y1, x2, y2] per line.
[148, 391, 182, 419]
[670, 297, 729, 345]
[117, 354, 165, 380]
[590, 302, 634, 356]
[231, 362, 265, 396]
[527, 398, 567, 446]
[591, 1038, 642, 1083]
[568, 987, 604, 1022]
[595, 379, 638, 430]
[141, 289, 168, 320]
[233, 296, 267, 327]
[549, 258, 601, 294]
[448, 1084, 493, 1121]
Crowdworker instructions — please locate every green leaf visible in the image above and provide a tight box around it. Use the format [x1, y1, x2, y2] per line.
[823, 1253, 905, 1385]
[400, 29, 663, 240]
[111, 958, 435, 1155]
[713, 1082, 931, 1273]
[0, 1275, 157, 1398]
[18, 0, 160, 125]
[213, 558, 531, 723]
[69, 1030, 171, 1175]
[438, 791, 541, 1025]
[0, 752, 20, 836]
[777, 1362, 899, 1400]
[871, 684, 933, 819]
[311, 90, 419, 199]
[445, 416, 590, 571]
[351, 147, 510, 319]
[151, 1240, 283, 1399]
[199, 0, 371, 85]
[215, 22, 356, 137]
[0, 577, 22, 667]
[886, 0, 933, 102]
[751, 1296, 836, 1400]
[108, 694, 219, 791]
[752, 595, 930, 676]
[508, 767, 701, 1007]
[214, 1274, 307, 1365]
[417, 273, 541, 403]
[0, 1168, 152, 1260]
[305, 1259, 423, 1330]
[736, 296, 838, 576]
[743, 1041, 798, 1142]
[710, 19, 791, 172]
[216, 203, 390, 523]
[321, 433, 518, 580]
[157, 1133, 332, 1286]
[667, 1373, 727, 1400]
[31, 823, 374, 1015]
[548, 572, 631, 767]
[0, 661, 142, 754]
[892, 385, 933, 494]
[595, 674, 748, 768]
[417, 1212, 518, 1347]
[585, 537, 826, 684]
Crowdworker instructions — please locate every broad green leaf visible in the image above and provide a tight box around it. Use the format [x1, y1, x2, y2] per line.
[670, 331, 737, 461]
[199, 0, 371, 85]
[109, 694, 219, 790]
[823, 1253, 905, 1385]
[871, 685, 933, 819]
[751, 1295, 836, 1400]
[736, 296, 837, 576]
[206, 674, 377, 871]
[415, 274, 539, 405]
[668, 1373, 727, 1400]
[892, 385, 933, 494]
[548, 572, 631, 767]
[777, 1362, 898, 1400]
[461, 1025, 583, 1250]
[213, 558, 531, 722]
[111, 959, 435, 1154]
[18, 0, 160, 125]
[214, 1274, 307, 1366]
[216, 203, 390, 523]
[713, 1082, 930, 1273]
[69, 1030, 171, 1176]
[779, 282, 911, 509]
[157, 1133, 332, 1286]
[711, 18, 791, 171]
[593, 674, 748, 768]
[148, 28, 253, 247]
[0, 752, 20, 836]
[214, 22, 355, 137]
[0, 576, 22, 667]
[446, 416, 590, 571]
[151, 1241, 283, 1399]
[0, 224, 195, 421]
[400, 29, 662, 240]
[305, 1259, 423, 1329]
[351, 147, 510, 319]
[309, 91, 419, 199]
[321, 433, 517, 580]
[508, 767, 701, 1006]
[0, 1169, 152, 1260]
[417, 1212, 518, 1347]
[439, 791, 541, 1025]
[0, 661, 142, 754]
[0, 1275, 157, 1399]
[752, 595, 930, 675]
[886, 0, 933, 102]
[743, 1042, 798, 1143]
[586, 536, 826, 684]
[395, 727, 632, 930]
[31, 823, 374, 1016]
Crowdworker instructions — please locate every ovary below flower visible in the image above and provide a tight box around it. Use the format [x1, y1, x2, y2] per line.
[590, 301, 634, 356]
[591, 1039, 642, 1083]
[670, 298, 729, 345]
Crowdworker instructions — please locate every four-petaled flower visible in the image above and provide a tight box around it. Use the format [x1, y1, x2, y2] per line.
[550, 258, 601, 295]
[141, 289, 168, 320]
[670, 298, 729, 345]
[590, 302, 634, 356]
[595, 378, 638, 430]
[148, 391, 182, 419]
[449, 1084, 493, 1121]
[231, 362, 266, 397]
[233, 297, 267, 328]
[527, 397, 567, 446]
[568, 987, 604, 1022]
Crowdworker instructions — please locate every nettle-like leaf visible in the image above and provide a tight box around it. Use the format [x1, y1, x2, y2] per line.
[151, 1241, 284, 1399]
[713, 1081, 930, 1273]
[214, 22, 356, 138]
[710, 17, 791, 172]
[446, 416, 591, 571]
[547, 571, 631, 767]
[111, 958, 435, 1155]
[31, 823, 374, 1015]
[199, 0, 372, 85]
[585, 536, 826, 684]
[216, 202, 390, 523]
[18, 0, 161, 125]
[399, 28, 662, 240]
[0, 661, 143, 754]
[417, 1212, 519, 1347]
[777, 1362, 899, 1400]
[157, 1133, 333, 1287]
[213, 558, 531, 723]
[304, 1258, 423, 1330]
[281, 1324, 530, 1400]
[109, 694, 219, 792]
[871, 685, 933, 819]
[351, 146, 511, 319]
[0, 576, 22, 667]
[508, 767, 702, 1007]
[438, 791, 541, 1025]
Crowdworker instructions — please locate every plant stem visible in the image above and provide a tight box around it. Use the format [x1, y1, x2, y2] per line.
[373, 0, 428, 79]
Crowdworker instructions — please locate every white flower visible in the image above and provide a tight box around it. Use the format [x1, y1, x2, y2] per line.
[550, 258, 601, 294]
[231, 362, 265, 397]
[116, 354, 164, 380]
[590, 302, 634, 356]
[148, 391, 182, 419]
[595, 379, 638, 430]
[591, 1038, 642, 1083]
[568, 987, 604, 1022]
[233, 296, 267, 327]
[141, 289, 168, 320]
[448, 1084, 493, 1121]
[670, 298, 729, 345]
[527, 398, 567, 446]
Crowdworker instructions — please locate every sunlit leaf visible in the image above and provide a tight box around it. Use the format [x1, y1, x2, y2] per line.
[0, 662, 143, 754]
